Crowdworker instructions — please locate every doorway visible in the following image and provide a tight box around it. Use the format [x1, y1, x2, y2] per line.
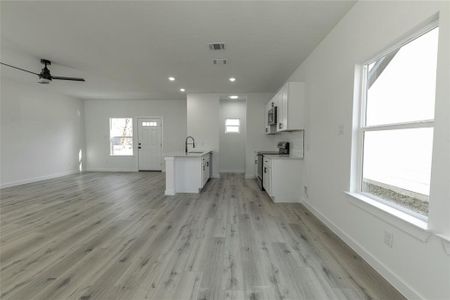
[219, 99, 246, 173]
[137, 117, 162, 171]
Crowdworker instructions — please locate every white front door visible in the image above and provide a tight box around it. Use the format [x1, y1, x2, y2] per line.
[138, 118, 162, 171]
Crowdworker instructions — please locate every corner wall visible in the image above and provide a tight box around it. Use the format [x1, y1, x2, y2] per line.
[285, 1, 450, 299]
[0, 78, 85, 187]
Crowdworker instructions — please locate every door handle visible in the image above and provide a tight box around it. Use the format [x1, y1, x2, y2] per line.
[138, 146, 142, 149]
[264, 167, 267, 173]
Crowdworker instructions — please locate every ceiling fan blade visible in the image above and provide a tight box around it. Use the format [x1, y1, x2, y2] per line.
[0, 62, 40, 76]
[51, 76, 85, 82]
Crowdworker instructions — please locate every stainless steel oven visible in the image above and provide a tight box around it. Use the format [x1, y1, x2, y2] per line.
[257, 153, 264, 189]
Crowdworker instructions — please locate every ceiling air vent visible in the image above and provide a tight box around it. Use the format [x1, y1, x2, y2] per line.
[213, 58, 227, 65]
[209, 43, 225, 50]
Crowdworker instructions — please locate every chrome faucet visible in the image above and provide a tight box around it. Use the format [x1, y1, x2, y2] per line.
[185, 136, 196, 153]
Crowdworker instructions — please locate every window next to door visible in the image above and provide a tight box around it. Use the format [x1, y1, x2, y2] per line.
[352, 21, 439, 220]
[110, 118, 133, 156]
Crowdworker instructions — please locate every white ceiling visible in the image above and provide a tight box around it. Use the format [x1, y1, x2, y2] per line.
[0, 1, 354, 100]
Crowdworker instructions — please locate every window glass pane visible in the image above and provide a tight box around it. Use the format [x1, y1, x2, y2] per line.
[225, 126, 239, 133]
[110, 137, 133, 156]
[362, 127, 433, 215]
[142, 121, 158, 127]
[366, 28, 438, 126]
[225, 118, 240, 126]
[110, 118, 133, 156]
[110, 118, 133, 137]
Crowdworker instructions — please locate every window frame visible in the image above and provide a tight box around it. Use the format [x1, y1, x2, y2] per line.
[354, 21, 439, 220]
[109, 117, 134, 157]
[225, 118, 241, 134]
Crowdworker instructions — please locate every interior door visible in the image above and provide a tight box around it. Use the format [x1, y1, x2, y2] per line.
[138, 118, 162, 171]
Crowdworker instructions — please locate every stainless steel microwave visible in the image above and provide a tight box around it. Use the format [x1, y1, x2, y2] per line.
[268, 106, 277, 125]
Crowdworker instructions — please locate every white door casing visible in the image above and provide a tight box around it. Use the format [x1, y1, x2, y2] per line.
[138, 118, 162, 171]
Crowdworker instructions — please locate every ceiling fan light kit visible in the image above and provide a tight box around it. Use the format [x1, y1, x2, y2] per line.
[0, 58, 85, 84]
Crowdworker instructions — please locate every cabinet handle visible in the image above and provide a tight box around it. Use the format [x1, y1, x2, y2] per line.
[264, 167, 267, 173]
[279, 123, 282, 129]
[206, 162, 209, 167]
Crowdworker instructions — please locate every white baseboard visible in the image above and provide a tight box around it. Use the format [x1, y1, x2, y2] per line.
[301, 200, 422, 300]
[1, 170, 80, 189]
[219, 170, 245, 174]
[86, 168, 137, 172]
[165, 189, 175, 196]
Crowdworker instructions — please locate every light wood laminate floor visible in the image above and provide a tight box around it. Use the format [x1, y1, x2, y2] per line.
[0, 172, 404, 300]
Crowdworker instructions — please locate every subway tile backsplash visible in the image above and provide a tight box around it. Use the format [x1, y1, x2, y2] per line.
[271, 130, 304, 158]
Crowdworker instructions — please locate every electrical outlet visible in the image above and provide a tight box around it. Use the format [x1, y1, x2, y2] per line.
[384, 230, 394, 248]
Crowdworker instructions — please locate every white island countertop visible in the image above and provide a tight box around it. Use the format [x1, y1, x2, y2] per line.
[165, 150, 212, 158]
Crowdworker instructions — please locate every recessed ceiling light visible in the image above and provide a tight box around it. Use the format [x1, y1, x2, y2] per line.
[180, 88, 186, 92]
[168, 76, 175, 81]
[229, 77, 236, 82]
[229, 95, 238, 99]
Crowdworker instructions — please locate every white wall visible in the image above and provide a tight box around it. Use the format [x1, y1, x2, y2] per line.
[283, 2, 450, 299]
[186, 94, 221, 177]
[0, 78, 85, 187]
[219, 99, 246, 173]
[84, 99, 186, 171]
[187, 93, 273, 178]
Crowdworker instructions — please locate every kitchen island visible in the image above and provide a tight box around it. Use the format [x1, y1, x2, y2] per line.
[164, 151, 212, 195]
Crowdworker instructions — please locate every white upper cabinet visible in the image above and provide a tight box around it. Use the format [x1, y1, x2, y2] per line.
[274, 82, 305, 132]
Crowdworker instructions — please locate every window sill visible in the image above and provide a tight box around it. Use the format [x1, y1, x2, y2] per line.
[345, 191, 432, 242]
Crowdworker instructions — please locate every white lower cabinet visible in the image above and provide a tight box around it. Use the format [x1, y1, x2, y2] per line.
[263, 156, 302, 203]
[263, 157, 272, 196]
[164, 151, 212, 195]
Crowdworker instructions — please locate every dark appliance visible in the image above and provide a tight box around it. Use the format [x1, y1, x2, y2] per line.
[268, 106, 277, 126]
[277, 142, 290, 155]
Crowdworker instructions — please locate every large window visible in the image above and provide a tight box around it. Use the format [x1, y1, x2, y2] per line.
[357, 24, 439, 218]
[110, 118, 133, 156]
